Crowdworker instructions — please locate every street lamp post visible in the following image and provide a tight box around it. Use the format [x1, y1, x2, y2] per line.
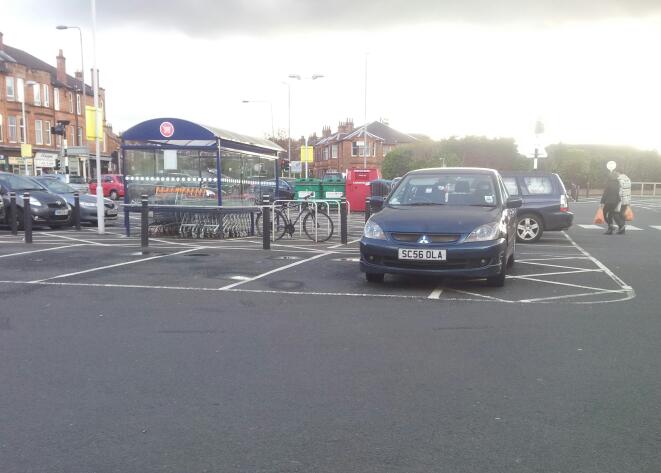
[56, 25, 87, 182]
[241, 100, 274, 138]
[19, 79, 38, 175]
[287, 74, 325, 179]
[90, 0, 104, 234]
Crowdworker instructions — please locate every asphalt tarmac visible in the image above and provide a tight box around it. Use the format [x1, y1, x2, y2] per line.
[1, 200, 660, 473]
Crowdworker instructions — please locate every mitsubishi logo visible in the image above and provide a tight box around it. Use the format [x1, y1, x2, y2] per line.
[418, 235, 431, 244]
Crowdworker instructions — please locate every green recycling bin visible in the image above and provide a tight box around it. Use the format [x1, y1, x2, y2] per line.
[294, 178, 322, 200]
[321, 175, 346, 200]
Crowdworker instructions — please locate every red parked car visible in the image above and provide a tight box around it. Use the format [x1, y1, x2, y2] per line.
[89, 174, 125, 200]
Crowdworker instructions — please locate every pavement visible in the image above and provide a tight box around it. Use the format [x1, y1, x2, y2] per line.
[1, 199, 660, 473]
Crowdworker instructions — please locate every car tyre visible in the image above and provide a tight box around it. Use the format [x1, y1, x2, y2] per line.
[365, 272, 385, 283]
[516, 213, 544, 243]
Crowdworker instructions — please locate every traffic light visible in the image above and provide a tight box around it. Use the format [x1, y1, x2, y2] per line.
[281, 159, 290, 172]
[54, 158, 61, 170]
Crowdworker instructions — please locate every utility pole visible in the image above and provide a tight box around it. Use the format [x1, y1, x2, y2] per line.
[363, 53, 368, 170]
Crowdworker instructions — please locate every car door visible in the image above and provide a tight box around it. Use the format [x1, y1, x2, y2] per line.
[497, 176, 517, 247]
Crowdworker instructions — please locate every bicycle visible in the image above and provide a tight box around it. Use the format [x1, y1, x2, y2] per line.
[255, 198, 334, 242]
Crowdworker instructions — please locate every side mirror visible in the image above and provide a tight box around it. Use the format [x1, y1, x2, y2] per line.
[369, 196, 385, 213]
[506, 196, 523, 209]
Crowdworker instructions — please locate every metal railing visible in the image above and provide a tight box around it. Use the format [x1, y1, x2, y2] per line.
[631, 182, 661, 197]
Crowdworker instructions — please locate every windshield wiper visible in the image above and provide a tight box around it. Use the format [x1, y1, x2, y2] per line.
[406, 202, 445, 206]
[468, 204, 497, 207]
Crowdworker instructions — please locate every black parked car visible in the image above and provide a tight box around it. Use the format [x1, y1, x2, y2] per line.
[500, 171, 573, 243]
[251, 179, 295, 202]
[34, 176, 118, 225]
[0, 172, 71, 229]
[360, 167, 522, 287]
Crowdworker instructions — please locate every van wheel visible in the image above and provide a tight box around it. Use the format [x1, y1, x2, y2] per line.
[366, 273, 385, 283]
[516, 214, 544, 243]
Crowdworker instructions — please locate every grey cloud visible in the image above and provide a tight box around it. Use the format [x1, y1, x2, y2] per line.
[23, 0, 661, 36]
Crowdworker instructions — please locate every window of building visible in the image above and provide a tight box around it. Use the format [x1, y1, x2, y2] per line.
[19, 117, 26, 143]
[76, 94, 81, 115]
[8, 116, 17, 142]
[33, 83, 41, 105]
[6, 77, 15, 99]
[16, 78, 24, 102]
[69, 126, 75, 145]
[351, 140, 375, 157]
[56, 134, 62, 147]
[35, 120, 43, 145]
[0, 114, 3, 142]
[68, 92, 74, 113]
[43, 85, 49, 107]
[45, 121, 52, 145]
[322, 147, 329, 160]
[78, 127, 83, 145]
[54, 88, 60, 110]
[331, 144, 338, 159]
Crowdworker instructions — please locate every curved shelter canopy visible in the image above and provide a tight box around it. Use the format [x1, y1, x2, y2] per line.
[121, 118, 284, 207]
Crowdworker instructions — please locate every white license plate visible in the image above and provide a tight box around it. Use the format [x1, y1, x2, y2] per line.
[398, 249, 447, 260]
[326, 191, 343, 198]
[54, 209, 69, 216]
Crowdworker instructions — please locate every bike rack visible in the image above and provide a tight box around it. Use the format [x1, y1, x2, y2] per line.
[270, 198, 348, 243]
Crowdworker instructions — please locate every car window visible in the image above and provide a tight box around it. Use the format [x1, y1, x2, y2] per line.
[38, 179, 75, 193]
[0, 175, 47, 192]
[503, 177, 520, 196]
[388, 173, 497, 206]
[103, 176, 113, 183]
[522, 176, 554, 195]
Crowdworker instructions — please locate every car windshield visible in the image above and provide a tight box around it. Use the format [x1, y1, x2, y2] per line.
[387, 173, 498, 207]
[0, 175, 47, 192]
[38, 179, 75, 193]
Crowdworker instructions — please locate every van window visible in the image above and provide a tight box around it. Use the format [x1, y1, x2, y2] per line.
[503, 177, 520, 196]
[522, 176, 554, 195]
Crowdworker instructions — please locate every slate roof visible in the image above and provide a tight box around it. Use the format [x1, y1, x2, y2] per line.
[316, 121, 418, 146]
[0, 44, 94, 95]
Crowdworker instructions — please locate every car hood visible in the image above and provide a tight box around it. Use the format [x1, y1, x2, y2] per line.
[55, 192, 111, 206]
[372, 205, 502, 234]
[17, 190, 68, 206]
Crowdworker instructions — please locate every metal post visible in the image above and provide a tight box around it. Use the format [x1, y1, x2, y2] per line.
[23, 193, 32, 244]
[91, 0, 105, 234]
[262, 197, 271, 250]
[73, 192, 81, 230]
[364, 198, 371, 223]
[9, 192, 17, 235]
[140, 194, 149, 254]
[340, 198, 348, 244]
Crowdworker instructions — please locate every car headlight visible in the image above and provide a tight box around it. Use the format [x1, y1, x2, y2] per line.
[80, 202, 97, 208]
[465, 222, 501, 242]
[364, 219, 386, 240]
[29, 197, 42, 207]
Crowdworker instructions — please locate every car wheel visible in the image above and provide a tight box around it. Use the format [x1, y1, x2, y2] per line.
[366, 272, 385, 283]
[516, 213, 544, 243]
[109, 190, 119, 200]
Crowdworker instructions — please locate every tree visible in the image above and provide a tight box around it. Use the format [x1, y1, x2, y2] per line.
[381, 142, 445, 179]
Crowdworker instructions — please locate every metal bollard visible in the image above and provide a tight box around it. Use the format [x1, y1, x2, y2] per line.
[23, 192, 32, 244]
[73, 192, 81, 230]
[364, 198, 371, 223]
[340, 199, 348, 244]
[9, 192, 17, 235]
[262, 195, 271, 250]
[140, 195, 149, 254]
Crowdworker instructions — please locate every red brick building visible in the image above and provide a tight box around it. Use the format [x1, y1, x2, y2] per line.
[0, 32, 119, 177]
[312, 119, 417, 177]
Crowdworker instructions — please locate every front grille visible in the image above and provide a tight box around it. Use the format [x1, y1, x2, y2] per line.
[47, 202, 65, 209]
[104, 202, 115, 209]
[391, 233, 460, 243]
[381, 257, 496, 270]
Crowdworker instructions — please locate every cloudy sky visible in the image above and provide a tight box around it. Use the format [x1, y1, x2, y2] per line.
[4, 0, 661, 152]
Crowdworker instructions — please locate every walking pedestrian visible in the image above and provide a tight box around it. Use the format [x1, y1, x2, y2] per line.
[617, 170, 631, 223]
[600, 173, 625, 234]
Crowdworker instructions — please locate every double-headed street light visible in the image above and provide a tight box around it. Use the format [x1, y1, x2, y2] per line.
[56, 25, 87, 181]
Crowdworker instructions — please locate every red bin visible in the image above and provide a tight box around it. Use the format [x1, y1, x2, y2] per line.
[346, 169, 380, 212]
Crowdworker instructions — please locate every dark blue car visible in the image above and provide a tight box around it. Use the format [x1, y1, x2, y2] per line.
[500, 172, 573, 243]
[360, 168, 522, 287]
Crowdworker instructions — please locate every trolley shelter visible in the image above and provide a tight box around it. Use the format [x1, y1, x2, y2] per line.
[120, 118, 284, 237]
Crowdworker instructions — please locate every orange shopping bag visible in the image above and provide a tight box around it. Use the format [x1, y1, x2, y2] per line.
[594, 207, 605, 224]
[624, 206, 634, 222]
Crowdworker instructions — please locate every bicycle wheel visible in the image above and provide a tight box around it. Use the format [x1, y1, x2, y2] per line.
[256, 210, 287, 240]
[303, 211, 334, 242]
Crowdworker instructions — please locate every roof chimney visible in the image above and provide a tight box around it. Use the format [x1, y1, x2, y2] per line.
[0, 32, 4, 51]
[322, 125, 331, 138]
[56, 49, 66, 83]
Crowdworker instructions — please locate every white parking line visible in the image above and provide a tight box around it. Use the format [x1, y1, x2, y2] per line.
[30, 247, 200, 283]
[218, 252, 331, 290]
[508, 269, 602, 278]
[520, 289, 629, 303]
[427, 287, 444, 299]
[652, 226, 661, 231]
[42, 232, 105, 246]
[0, 244, 84, 258]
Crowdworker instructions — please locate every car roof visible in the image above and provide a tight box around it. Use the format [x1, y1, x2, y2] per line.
[407, 167, 499, 176]
[500, 171, 558, 176]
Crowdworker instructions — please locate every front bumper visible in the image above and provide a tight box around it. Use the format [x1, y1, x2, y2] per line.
[79, 206, 118, 222]
[360, 237, 507, 278]
[31, 207, 71, 226]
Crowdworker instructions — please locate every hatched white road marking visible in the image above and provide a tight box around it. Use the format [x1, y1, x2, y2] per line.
[427, 287, 444, 299]
[651, 226, 661, 231]
[578, 224, 603, 229]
